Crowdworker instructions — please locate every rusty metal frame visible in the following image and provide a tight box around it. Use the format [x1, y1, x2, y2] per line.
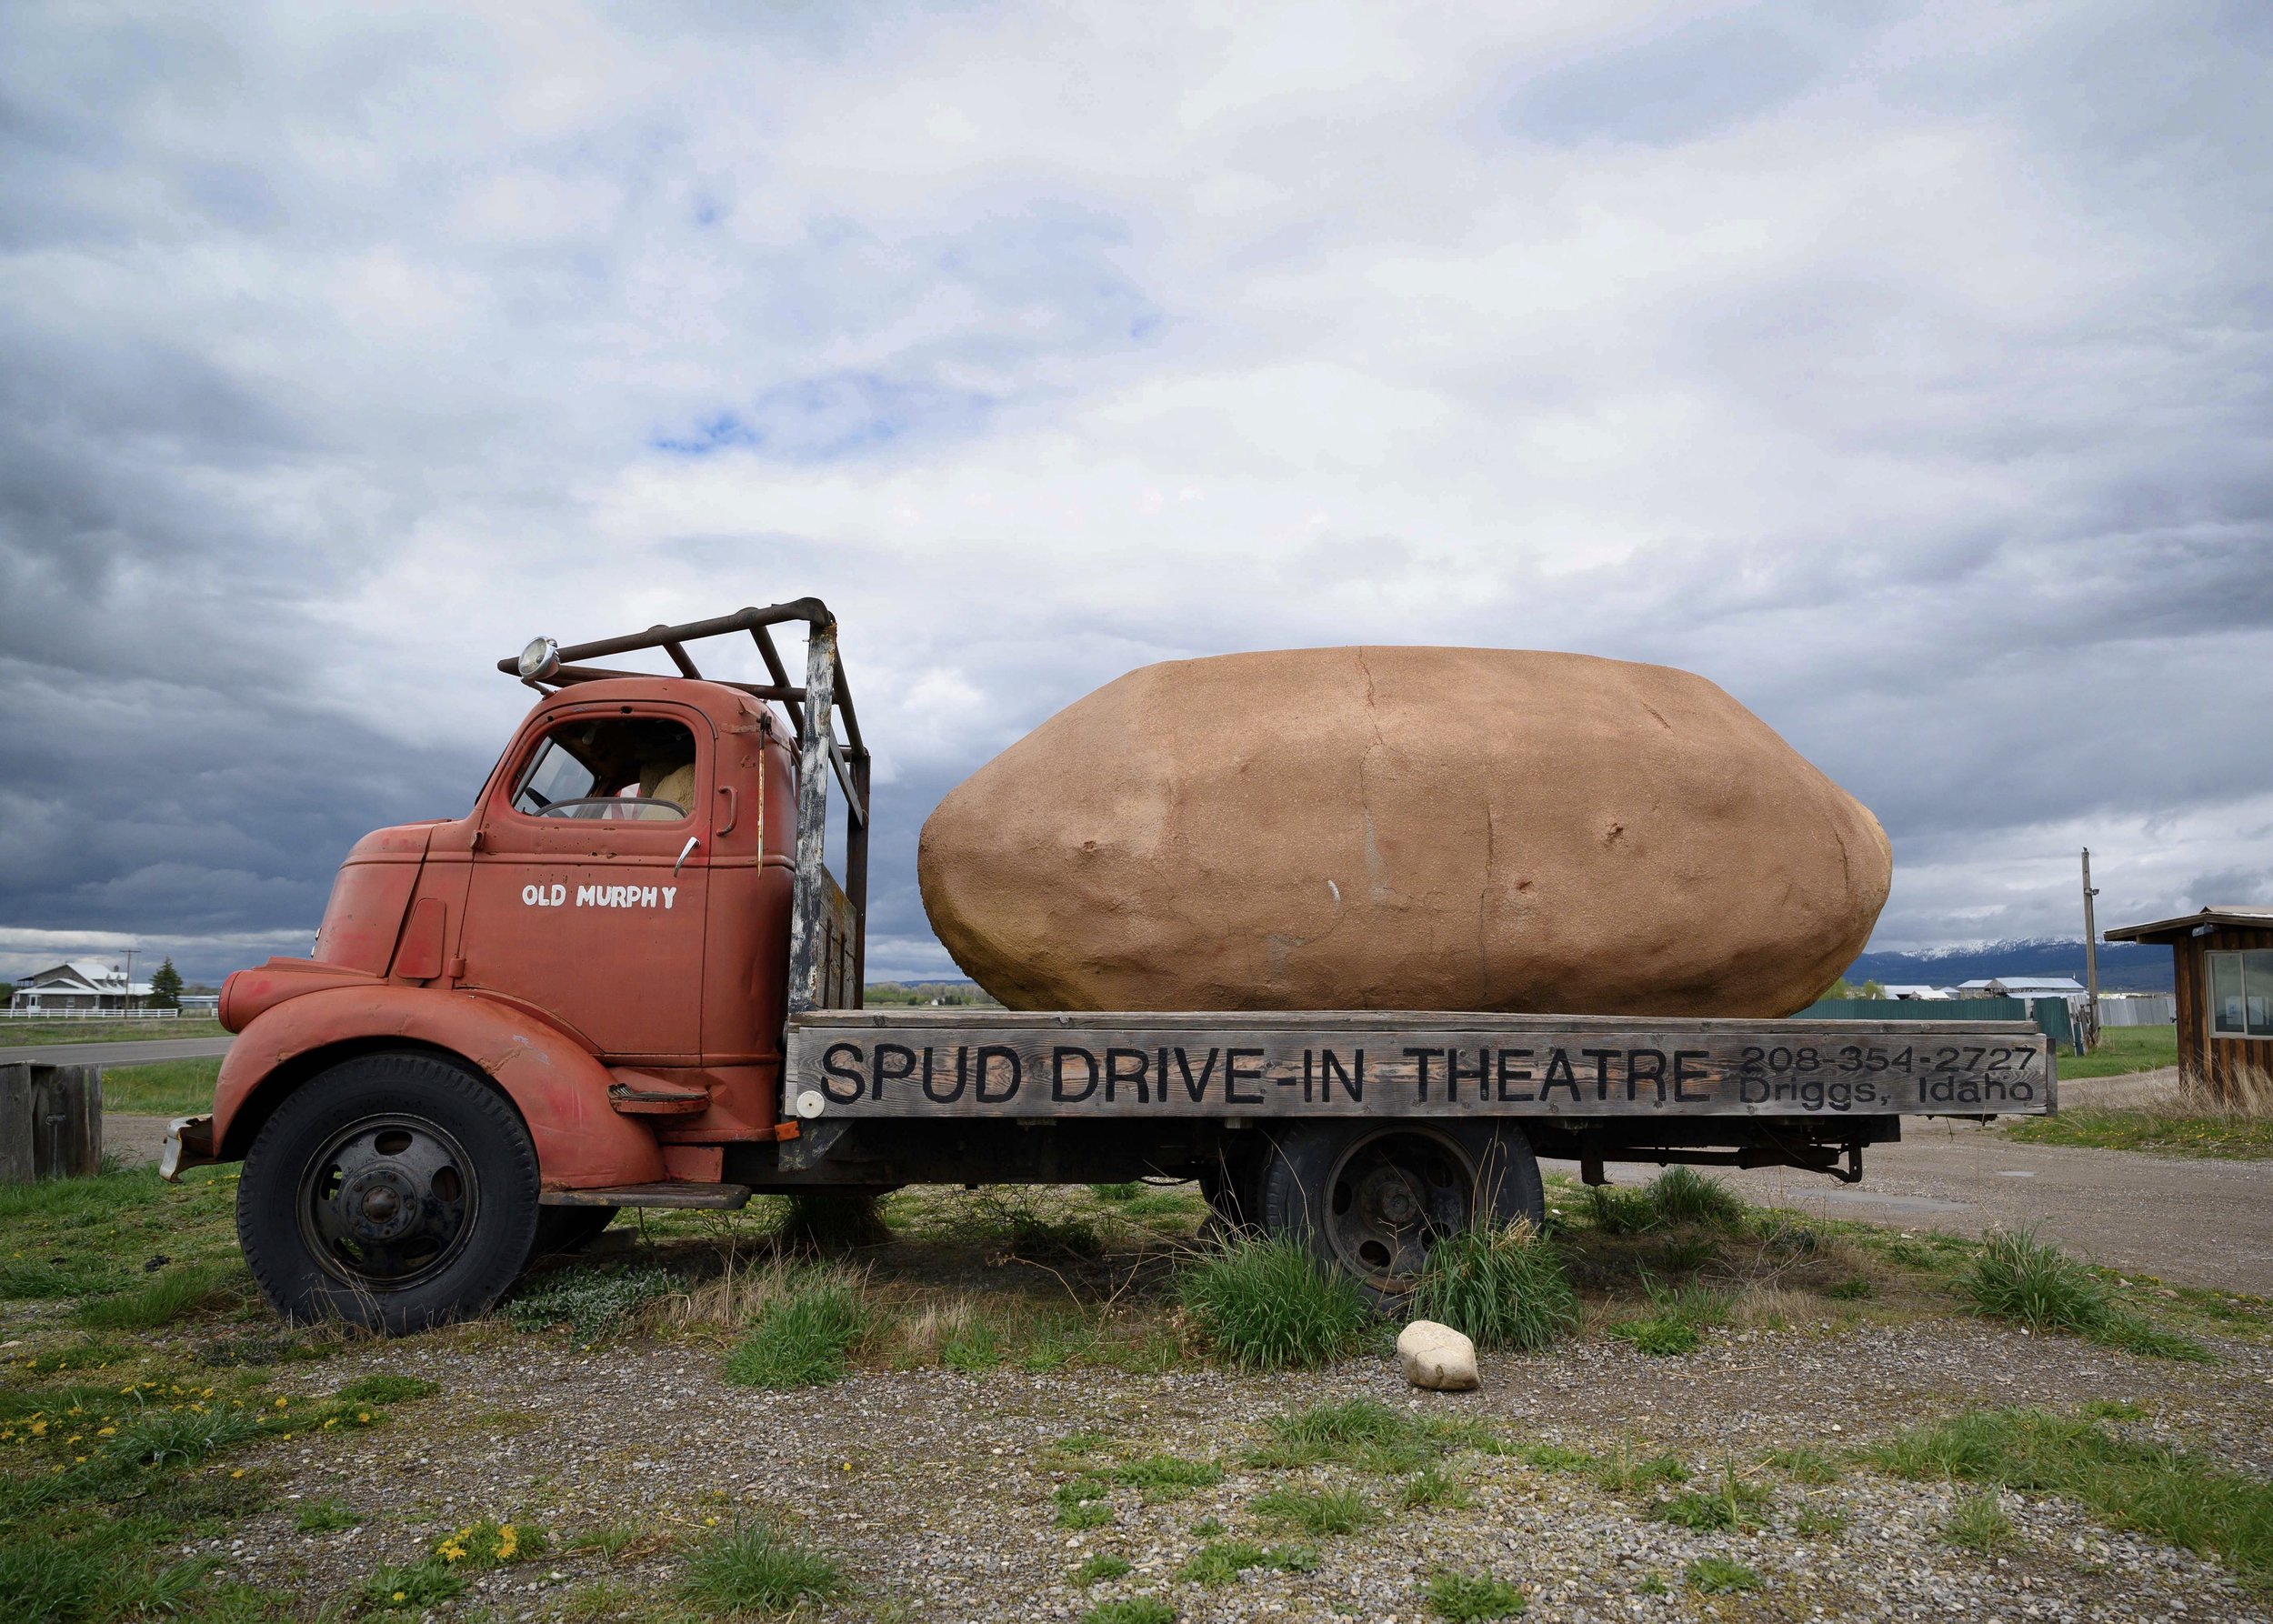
[495, 599, 869, 1024]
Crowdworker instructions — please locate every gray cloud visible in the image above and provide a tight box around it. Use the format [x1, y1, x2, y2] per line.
[2, 0, 2268, 988]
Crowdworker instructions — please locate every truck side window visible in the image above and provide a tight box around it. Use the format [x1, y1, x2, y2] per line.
[510, 717, 697, 822]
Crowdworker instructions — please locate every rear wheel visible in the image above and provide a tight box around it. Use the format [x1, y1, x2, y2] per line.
[236, 1051, 541, 1334]
[1257, 1121, 1544, 1304]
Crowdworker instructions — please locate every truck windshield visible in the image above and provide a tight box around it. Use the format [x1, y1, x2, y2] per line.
[510, 717, 696, 822]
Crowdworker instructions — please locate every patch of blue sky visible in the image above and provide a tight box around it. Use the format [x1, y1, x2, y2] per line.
[652, 372, 995, 462]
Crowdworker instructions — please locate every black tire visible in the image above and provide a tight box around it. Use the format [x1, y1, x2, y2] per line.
[534, 1205, 619, 1257]
[236, 1051, 542, 1334]
[1257, 1120, 1545, 1304]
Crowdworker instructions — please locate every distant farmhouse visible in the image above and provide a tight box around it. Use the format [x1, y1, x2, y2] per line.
[7, 960, 153, 1014]
[1954, 975, 2088, 1007]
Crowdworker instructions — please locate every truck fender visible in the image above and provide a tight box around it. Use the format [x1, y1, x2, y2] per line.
[211, 986, 666, 1190]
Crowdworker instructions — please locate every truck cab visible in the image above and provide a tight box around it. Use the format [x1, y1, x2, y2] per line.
[171, 602, 871, 1331]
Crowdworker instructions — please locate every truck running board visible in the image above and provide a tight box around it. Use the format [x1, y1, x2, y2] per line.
[540, 1183, 752, 1209]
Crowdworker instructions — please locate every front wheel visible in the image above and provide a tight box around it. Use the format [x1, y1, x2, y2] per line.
[1257, 1120, 1545, 1304]
[236, 1051, 541, 1334]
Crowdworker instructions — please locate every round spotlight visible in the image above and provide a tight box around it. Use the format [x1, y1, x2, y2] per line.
[517, 637, 560, 681]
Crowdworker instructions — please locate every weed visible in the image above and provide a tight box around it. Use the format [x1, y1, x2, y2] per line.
[1253, 1486, 1378, 1536]
[1870, 1407, 2273, 1580]
[2008, 1108, 2273, 1159]
[1119, 1191, 1204, 1220]
[1089, 1183, 1144, 1201]
[1177, 1539, 1317, 1584]
[331, 1373, 437, 1406]
[433, 1519, 546, 1569]
[504, 1265, 676, 1343]
[1410, 1220, 1579, 1351]
[75, 1261, 245, 1330]
[1792, 1501, 1849, 1538]
[722, 1270, 872, 1388]
[1399, 1466, 1473, 1510]
[361, 1560, 466, 1610]
[1648, 1167, 1747, 1227]
[1247, 1398, 1482, 1473]
[1760, 1446, 1841, 1484]
[1635, 1572, 1670, 1595]
[1189, 1518, 1226, 1538]
[1081, 1601, 1175, 1624]
[941, 1320, 1003, 1374]
[0, 1538, 111, 1621]
[1590, 1449, 1690, 1494]
[1607, 1276, 1731, 1358]
[1652, 1465, 1770, 1531]
[1112, 1456, 1223, 1501]
[1425, 1569, 1528, 1619]
[1956, 1230, 2210, 1362]
[1581, 1185, 1658, 1235]
[106, 1405, 264, 1469]
[1943, 1488, 2014, 1552]
[565, 1522, 668, 1565]
[1177, 1235, 1372, 1369]
[1054, 1431, 1112, 1458]
[1511, 1443, 1598, 1474]
[678, 1523, 843, 1612]
[1054, 1475, 1112, 1508]
[1056, 1502, 1113, 1531]
[1072, 1553, 1132, 1585]
[780, 1191, 893, 1247]
[1686, 1556, 1762, 1593]
[1824, 1278, 1875, 1300]
[295, 1498, 361, 1533]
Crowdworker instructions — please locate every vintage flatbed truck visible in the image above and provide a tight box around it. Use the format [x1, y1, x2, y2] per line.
[163, 601, 2056, 1331]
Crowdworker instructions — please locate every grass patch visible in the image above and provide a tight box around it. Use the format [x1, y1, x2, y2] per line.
[1252, 1485, 1378, 1536]
[1793, 1500, 1850, 1538]
[1, 1018, 228, 1046]
[504, 1264, 677, 1342]
[721, 1270, 871, 1388]
[1177, 1539, 1317, 1584]
[1870, 1406, 2273, 1583]
[1081, 1601, 1175, 1624]
[1686, 1556, 1762, 1593]
[1110, 1455, 1222, 1501]
[2008, 1108, 2273, 1159]
[1647, 1167, 1746, 1227]
[1056, 1501, 1113, 1530]
[1425, 1569, 1528, 1619]
[1587, 1448, 1690, 1494]
[360, 1559, 467, 1610]
[75, 1262, 246, 1330]
[1072, 1553, 1132, 1585]
[678, 1523, 843, 1612]
[333, 1374, 438, 1406]
[1760, 1446, 1841, 1484]
[2057, 1024, 2178, 1078]
[1651, 1464, 1771, 1531]
[1943, 1488, 2014, 1552]
[1956, 1229, 2211, 1361]
[1410, 1220, 1578, 1351]
[98, 1056, 222, 1117]
[1607, 1277, 1731, 1357]
[1399, 1465, 1473, 1510]
[1246, 1398, 1491, 1474]
[1177, 1234, 1372, 1370]
[295, 1498, 362, 1533]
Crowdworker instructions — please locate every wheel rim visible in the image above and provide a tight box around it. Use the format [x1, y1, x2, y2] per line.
[295, 1113, 479, 1292]
[1322, 1128, 1477, 1291]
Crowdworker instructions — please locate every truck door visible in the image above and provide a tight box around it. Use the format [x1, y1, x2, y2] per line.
[461, 705, 713, 1063]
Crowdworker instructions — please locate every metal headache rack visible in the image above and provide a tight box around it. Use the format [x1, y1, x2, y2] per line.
[496, 598, 868, 1016]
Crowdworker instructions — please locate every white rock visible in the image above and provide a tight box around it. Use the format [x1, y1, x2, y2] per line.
[1396, 1319, 1478, 1392]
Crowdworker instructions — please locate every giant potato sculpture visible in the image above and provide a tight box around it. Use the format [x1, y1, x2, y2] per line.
[916, 647, 1889, 1017]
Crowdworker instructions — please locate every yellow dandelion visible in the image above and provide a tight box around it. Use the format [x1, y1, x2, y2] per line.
[357, 1412, 371, 1423]
[96, 1427, 115, 1437]
[29, 1420, 46, 1437]
[390, 1591, 406, 1603]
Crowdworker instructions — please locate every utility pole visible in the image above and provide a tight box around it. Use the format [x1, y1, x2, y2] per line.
[2080, 848, 2100, 1049]
[120, 947, 136, 1017]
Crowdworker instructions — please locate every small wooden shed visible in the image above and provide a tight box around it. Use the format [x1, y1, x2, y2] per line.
[2102, 906, 2273, 1110]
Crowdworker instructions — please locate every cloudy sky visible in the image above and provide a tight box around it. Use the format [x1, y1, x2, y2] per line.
[2, 0, 2268, 987]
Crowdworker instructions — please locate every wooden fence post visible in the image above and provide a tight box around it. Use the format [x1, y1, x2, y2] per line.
[0, 1062, 104, 1182]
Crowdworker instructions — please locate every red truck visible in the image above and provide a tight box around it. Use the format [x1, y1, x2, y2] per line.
[165, 602, 2055, 1331]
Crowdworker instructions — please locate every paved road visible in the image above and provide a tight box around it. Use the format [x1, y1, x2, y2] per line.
[0, 1035, 235, 1067]
[1547, 1089, 2273, 1296]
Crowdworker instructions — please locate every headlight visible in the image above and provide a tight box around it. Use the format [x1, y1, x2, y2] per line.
[517, 637, 560, 680]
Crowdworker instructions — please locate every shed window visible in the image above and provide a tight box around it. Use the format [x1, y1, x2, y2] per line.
[2208, 949, 2273, 1038]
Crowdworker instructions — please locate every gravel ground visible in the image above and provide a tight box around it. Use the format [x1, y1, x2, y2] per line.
[188, 1315, 2273, 1622]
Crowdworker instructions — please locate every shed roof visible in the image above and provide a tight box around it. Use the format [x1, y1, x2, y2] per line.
[2103, 907, 2273, 945]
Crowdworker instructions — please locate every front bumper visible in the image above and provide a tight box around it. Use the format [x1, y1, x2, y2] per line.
[160, 1114, 215, 1182]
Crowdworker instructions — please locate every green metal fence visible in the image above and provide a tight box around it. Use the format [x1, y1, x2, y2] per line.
[1796, 996, 2078, 1049]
